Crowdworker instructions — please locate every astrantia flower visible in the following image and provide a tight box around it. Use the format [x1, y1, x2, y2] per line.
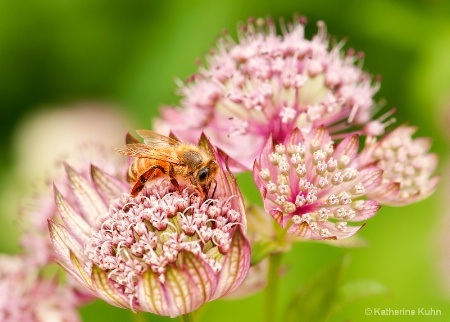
[48, 136, 250, 317]
[0, 143, 120, 321]
[360, 125, 439, 205]
[0, 255, 81, 322]
[155, 17, 384, 170]
[253, 126, 383, 239]
[20, 142, 127, 268]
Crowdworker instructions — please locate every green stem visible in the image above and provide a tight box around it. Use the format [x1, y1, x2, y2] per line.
[131, 312, 147, 322]
[179, 312, 194, 322]
[265, 252, 283, 322]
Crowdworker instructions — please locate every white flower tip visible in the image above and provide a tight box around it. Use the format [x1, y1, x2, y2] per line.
[64, 163, 83, 187]
[63, 162, 74, 175]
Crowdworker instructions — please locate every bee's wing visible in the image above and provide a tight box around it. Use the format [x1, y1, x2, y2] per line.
[115, 143, 182, 164]
[136, 130, 181, 148]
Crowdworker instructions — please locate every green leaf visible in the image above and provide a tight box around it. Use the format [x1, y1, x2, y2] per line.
[284, 255, 349, 322]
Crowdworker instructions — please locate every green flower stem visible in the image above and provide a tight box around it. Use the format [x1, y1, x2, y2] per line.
[131, 312, 147, 322]
[265, 252, 283, 322]
[180, 312, 194, 322]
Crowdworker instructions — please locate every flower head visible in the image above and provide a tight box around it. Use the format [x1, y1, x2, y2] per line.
[155, 17, 383, 170]
[360, 125, 439, 205]
[19, 142, 127, 268]
[1, 143, 119, 321]
[253, 126, 382, 239]
[0, 255, 82, 322]
[48, 135, 250, 317]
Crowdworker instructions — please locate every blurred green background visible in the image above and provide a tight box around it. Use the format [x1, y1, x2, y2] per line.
[1, 0, 449, 321]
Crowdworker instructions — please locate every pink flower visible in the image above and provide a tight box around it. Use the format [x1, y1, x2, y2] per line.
[360, 125, 439, 205]
[48, 135, 250, 317]
[1, 143, 122, 320]
[19, 143, 127, 268]
[155, 17, 383, 170]
[0, 255, 82, 322]
[253, 126, 382, 239]
[13, 103, 129, 268]
[1, 107, 130, 321]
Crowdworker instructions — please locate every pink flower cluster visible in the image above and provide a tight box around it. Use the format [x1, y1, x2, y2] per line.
[0, 143, 121, 322]
[155, 17, 385, 170]
[254, 127, 382, 239]
[155, 17, 438, 240]
[49, 136, 250, 317]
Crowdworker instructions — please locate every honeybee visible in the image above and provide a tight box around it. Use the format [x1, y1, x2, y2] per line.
[115, 130, 218, 200]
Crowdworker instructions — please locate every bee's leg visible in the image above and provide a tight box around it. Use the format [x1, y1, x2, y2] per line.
[207, 179, 217, 200]
[168, 164, 179, 189]
[189, 175, 204, 201]
[130, 165, 165, 197]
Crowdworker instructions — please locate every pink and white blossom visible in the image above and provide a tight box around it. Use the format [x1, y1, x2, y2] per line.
[360, 125, 439, 205]
[0, 255, 82, 322]
[48, 135, 250, 317]
[253, 126, 383, 239]
[155, 17, 384, 170]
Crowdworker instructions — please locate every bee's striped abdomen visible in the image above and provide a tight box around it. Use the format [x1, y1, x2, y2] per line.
[128, 158, 154, 182]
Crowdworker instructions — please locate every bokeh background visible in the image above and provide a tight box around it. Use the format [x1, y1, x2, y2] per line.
[1, 0, 449, 321]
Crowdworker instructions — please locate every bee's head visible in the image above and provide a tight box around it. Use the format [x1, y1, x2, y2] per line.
[196, 160, 218, 186]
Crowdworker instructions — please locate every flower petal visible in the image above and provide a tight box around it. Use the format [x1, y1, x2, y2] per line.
[316, 222, 364, 239]
[225, 258, 268, 299]
[285, 127, 304, 146]
[269, 209, 285, 227]
[48, 219, 95, 291]
[165, 253, 217, 317]
[255, 135, 276, 179]
[69, 251, 94, 290]
[48, 219, 85, 266]
[252, 160, 265, 196]
[306, 126, 331, 149]
[288, 221, 311, 238]
[138, 270, 170, 316]
[351, 200, 381, 221]
[332, 134, 359, 161]
[358, 167, 383, 191]
[91, 266, 131, 310]
[366, 182, 400, 205]
[90, 164, 127, 202]
[213, 227, 251, 299]
[64, 163, 107, 225]
[377, 175, 440, 206]
[139, 251, 219, 317]
[181, 251, 217, 304]
[330, 167, 382, 197]
[54, 185, 91, 241]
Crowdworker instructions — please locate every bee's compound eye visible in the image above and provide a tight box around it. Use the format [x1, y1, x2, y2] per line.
[197, 167, 209, 182]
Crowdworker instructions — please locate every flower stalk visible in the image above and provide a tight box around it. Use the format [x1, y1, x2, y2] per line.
[265, 252, 283, 322]
[179, 312, 194, 322]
